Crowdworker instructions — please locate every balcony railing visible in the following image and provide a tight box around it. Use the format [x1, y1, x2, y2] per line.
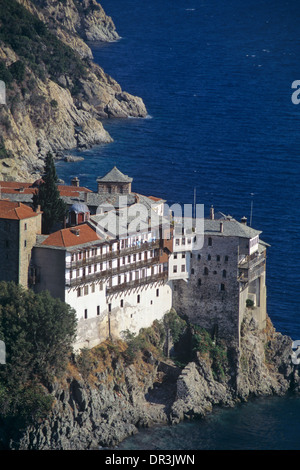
[238, 263, 265, 284]
[66, 255, 161, 288]
[66, 240, 161, 269]
[238, 251, 266, 269]
[106, 271, 168, 295]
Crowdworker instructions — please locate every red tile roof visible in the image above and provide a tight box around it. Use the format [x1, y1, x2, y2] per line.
[42, 224, 101, 248]
[0, 200, 41, 220]
[0, 181, 91, 197]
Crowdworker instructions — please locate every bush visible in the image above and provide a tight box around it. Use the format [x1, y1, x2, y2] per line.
[0, 0, 87, 85]
[191, 325, 228, 380]
[0, 281, 77, 424]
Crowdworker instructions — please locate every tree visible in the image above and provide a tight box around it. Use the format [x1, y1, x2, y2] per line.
[33, 152, 67, 233]
[0, 281, 77, 424]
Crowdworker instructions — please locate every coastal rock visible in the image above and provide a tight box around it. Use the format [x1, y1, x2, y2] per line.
[0, 1, 147, 181]
[17, 0, 120, 58]
[64, 155, 84, 162]
[5, 314, 299, 450]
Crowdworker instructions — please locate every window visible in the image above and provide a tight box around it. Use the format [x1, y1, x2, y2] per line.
[156, 289, 159, 297]
[24, 240, 27, 248]
[208, 237, 212, 246]
[223, 270, 227, 278]
[204, 267, 209, 275]
[91, 283, 95, 293]
[198, 254, 201, 260]
[207, 254, 211, 261]
[181, 265, 185, 272]
[77, 288, 81, 297]
[84, 285, 89, 295]
[173, 265, 178, 273]
[191, 268, 194, 274]
[198, 278, 201, 286]
[225, 256, 229, 262]
[97, 306, 100, 316]
[174, 253, 178, 259]
[217, 255, 220, 262]
[182, 253, 186, 259]
[137, 294, 140, 303]
[176, 239, 180, 246]
[24, 223, 27, 231]
[84, 309, 88, 319]
[120, 299, 124, 308]
[108, 303, 112, 313]
[221, 283, 225, 291]
[99, 282, 103, 291]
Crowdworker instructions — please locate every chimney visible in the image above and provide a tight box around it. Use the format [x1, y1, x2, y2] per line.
[220, 222, 224, 233]
[210, 205, 214, 220]
[71, 177, 80, 187]
[241, 216, 247, 225]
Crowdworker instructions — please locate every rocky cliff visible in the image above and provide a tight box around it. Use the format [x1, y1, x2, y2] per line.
[0, 0, 147, 181]
[4, 312, 299, 450]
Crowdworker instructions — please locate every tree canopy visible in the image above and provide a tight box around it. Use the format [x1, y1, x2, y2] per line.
[0, 281, 77, 426]
[33, 152, 67, 233]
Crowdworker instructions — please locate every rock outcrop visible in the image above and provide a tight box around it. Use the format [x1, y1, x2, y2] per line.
[4, 313, 299, 450]
[0, 0, 147, 181]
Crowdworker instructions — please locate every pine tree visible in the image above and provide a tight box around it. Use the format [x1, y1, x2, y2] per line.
[33, 152, 67, 233]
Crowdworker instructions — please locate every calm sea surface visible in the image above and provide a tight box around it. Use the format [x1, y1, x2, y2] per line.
[56, 0, 300, 449]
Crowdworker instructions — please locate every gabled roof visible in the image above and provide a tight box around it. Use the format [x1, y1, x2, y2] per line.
[41, 223, 102, 248]
[0, 200, 41, 220]
[97, 166, 133, 183]
[203, 217, 261, 239]
[0, 181, 91, 198]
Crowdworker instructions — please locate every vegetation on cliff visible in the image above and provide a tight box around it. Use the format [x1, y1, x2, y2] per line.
[0, 0, 86, 87]
[0, 282, 76, 436]
[0, 0, 147, 181]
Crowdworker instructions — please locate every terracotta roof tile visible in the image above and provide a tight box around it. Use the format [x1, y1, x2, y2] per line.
[42, 224, 101, 248]
[0, 200, 41, 220]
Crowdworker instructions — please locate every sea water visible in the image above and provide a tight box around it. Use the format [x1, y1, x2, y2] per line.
[56, 0, 300, 449]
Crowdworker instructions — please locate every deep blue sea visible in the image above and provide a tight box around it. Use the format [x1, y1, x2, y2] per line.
[56, 0, 300, 450]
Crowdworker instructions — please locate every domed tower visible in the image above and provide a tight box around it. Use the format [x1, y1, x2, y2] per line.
[68, 202, 90, 226]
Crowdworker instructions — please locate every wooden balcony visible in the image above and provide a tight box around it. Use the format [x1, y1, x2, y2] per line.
[66, 239, 161, 269]
[66, 255, 161, 288]
[106, 271, 168, 295]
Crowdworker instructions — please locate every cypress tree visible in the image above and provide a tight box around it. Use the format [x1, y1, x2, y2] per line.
[33, 152, 67, 233]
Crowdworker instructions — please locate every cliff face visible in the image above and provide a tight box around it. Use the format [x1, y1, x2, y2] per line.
[0, 0, 147, 181]
[5, 313, 299, 450]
